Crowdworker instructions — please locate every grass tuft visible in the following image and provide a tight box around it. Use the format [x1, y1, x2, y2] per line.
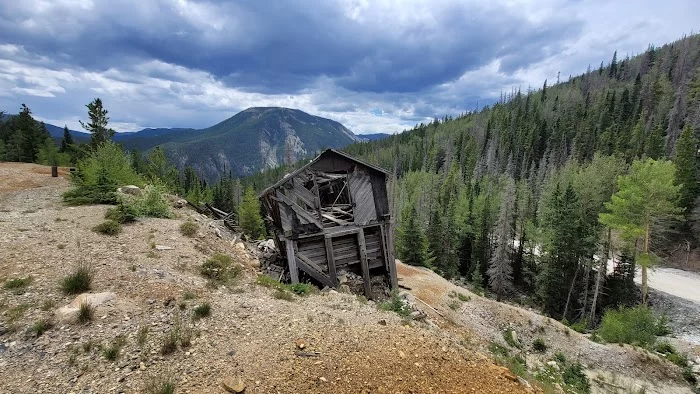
[532, 337, 547, 353]
[103, 335, 126, 361]
[28, 319, 53, 337]
[4, 276, 32, 291]
[61, 263, 93, 295]
[193, 302, 211, 319]
[77, 301, 95, 323]
[379, 290, 412, 317]
[144, 374, 176, 394]
[200, 253, 241, 286]
[273, 289, 294, 301]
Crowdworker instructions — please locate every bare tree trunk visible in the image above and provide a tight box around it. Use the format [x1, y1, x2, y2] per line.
[579, 259, 591, 320]
[642, 223, 650, 305]
[563, 262, 581, 321]
[589, 229, 611, 327]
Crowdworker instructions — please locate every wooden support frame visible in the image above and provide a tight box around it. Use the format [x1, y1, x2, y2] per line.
[286, 240, 299, 284]
[380, 223, 398, 289]
[295, 254, 334, 288]
[275, 191, 323, 229]
[324, 236, 337, 287]
[357, 227, 372, 299]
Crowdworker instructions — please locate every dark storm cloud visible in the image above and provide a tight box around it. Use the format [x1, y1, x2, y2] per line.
[0, 1, 582, 95]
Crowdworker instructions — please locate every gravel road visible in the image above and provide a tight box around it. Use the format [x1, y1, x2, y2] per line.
[636, 267, 700, 304]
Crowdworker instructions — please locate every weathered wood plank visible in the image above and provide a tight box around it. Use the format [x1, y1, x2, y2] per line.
[286, 239, 299, 284]
[291, 178, 318, 209]
[383, 223, 398, 289]
[357, 227, 372, 299]
[295, 254, 334, 288]
[324, 237, 337, 287]
[276, 191, 323, 229]
[321, 213, 350, 226]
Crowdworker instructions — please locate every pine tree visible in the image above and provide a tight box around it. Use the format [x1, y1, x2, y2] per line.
[487, 178, 515, 301]
[60, 126, 74, 152]
[397, 205, 431, 267]
[674, 125, 699, 213]
[599, 158, 682, 304]
[239, 187, 265, 240]
[80, 98, 115, 149]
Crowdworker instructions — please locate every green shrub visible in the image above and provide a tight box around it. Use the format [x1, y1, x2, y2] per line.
[64, 142, 142, 205]
[93, 219, 122, 235]
[105, 199, 139, 223]
[488, 342, 510, 357]
[137, 326, 149, 347]
[503, 329, 521, 349]
[379, 290, 411, 317]
[598, 305, 659, 347]
[288, 283, 317, 296]
[569, 320, 588, 333]
[144, 374, 176, 394]
[200, 254, 240, 285]
[182, 291, 197, 300]
[457, 293, 471, 302]
[61, 264, 92, 295]
[654, 341, 676, 355]
[256, 274, 285, 290]
[137, 185, 172, 218]
[562, 362, 591, 394]
[193, 302, 211, 319]
[554, 352, 567, 364]
[655, 314, 671, 336]
[179, 220, 198, 237]
[532, 337, 547, 353]
[4, 277, 32, 294]
[447, 300, 461, 310]
[77, 301, 95, 323]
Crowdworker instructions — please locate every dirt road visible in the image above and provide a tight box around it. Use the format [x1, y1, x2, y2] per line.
[636, 267, 700, 304]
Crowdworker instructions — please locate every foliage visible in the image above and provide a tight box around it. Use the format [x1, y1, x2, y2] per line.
[61, 263, 93, 295]
[105, 199, 139, 223]
[598, 305, 662, 347]
[532, 337, 547, 352]
[193, 303, 211, 319]
[102, 335, 126, 361]
[238, 187, 265, 239]
[200, 253, 241, 285]
[288, 283, 317, 296]
[64, 142, 143, 205]
[144, 375, 176, 394]
[179, 220, 199, 237]
[487, 177, 515, 301]
[674, 125, 699, 213]
[396, 204, 432, 267]
[28, 319, 53, 338]
[561, 362, 591, 394]
[3, 276, 32, 291]
[93, 219, 122, 235]
[37, 137, 71, 166]
[379, 290, 412, 317]
[273, 289, 295, 301]
[136, 184, 173, 218]
[502, 329, 521, 349]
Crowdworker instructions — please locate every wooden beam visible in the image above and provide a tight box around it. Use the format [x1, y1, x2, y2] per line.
[275, 191, 323, 229]
[291, 178, 318, 209]
[384, 223, 398, 289]
[295, 254, 334, 288]
[324, 237, 337, 287]
[380, 224, 398, 289]
[286, 239, 299, 284]
[357, 227, 372, 299]
[321, 213, 350, 226]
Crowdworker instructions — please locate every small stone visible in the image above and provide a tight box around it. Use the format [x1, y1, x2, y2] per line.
[235, 242, 246, 250]
[154, 245, 174, 251]
[398, 351, 406, 358]
[318, 377, 327, 382]
[139, 362, 145, 371]
[295, 338, 307, 349]
[221, 376, 246, 393]
[378, 319, 387, 326]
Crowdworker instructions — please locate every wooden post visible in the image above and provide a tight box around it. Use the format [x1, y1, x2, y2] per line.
[285, 239, 300, 284]
[51, 166, 58, 177]
[357, 227, 372, 299]
[324, 236, 337, 287]
[380, 224, 398, 289]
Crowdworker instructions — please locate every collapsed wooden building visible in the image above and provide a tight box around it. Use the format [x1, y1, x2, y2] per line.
[259, 149, 397, 299]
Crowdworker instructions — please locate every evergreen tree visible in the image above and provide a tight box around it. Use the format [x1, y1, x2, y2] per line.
[487, 178, 515, 301]
[674, 125, 699, 213]
[599, 159, 682, 304]
[239, 187, 265, 240]
[16, 104, 46, 162]
[60, 125, 74, 152]
[80, 98, 115, 149]
[396, 205, 431, 267]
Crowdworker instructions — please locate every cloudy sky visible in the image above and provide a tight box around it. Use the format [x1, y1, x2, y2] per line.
[0, 0, 698, 134]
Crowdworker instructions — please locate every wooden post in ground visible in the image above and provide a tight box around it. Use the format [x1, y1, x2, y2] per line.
[285, 239, 299, 284]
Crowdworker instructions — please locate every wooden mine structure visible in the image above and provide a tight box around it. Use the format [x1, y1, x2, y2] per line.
[259, 149, 397, 299]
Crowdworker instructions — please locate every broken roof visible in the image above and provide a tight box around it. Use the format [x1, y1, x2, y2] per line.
[259, 149, 390, 198]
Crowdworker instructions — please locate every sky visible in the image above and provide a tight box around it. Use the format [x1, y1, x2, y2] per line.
[0, 0, 698, 135]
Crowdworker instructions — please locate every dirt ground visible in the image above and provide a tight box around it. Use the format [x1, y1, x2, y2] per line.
[0, 162, 696, 394]
[0, 163, 530, 394]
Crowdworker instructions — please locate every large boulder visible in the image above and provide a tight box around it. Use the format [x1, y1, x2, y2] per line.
[118, 185, 142, 196]
[55, 292, 116, 322]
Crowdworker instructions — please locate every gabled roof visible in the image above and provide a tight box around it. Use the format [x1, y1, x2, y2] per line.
[259, 149, 390, 198]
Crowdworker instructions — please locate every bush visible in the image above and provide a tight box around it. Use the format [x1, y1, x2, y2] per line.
[93, 219, 122, 235]
[137, 185, 172, 218]
[61, 264, 93, 295]
[457, 293, 471, 302]
[200, 254, 240, 285]
[379, 290, 411, 317]
[193, 303, 211, 319]
[562, 362, 590, 394]
[569, 320, 588, 333]
[105, 199, 139, 223]
[103, 335, 126, 361]
[64, 142, 142, 205]
[288, 283, 317, 296]
[144, 375, 176, 394]
[180, 220, 199, 237]
[256, 274, 285, 290]
[273, 289, 294, 301]
[532, 338, 547, 353]
[503, 329, 521, 349]
[598, 305, 659, 347]
[29, 319, 53, 337]
[4, 276, 32, 290]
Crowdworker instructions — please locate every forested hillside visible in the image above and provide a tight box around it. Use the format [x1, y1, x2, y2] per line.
[247, 34, 700, 325]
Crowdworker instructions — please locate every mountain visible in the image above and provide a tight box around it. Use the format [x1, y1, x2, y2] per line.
[113, 127, 195, 141]
[121, 107, 360, 181]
